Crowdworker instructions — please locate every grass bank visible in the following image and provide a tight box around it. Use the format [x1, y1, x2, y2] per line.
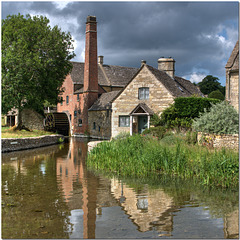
[1, 126, 55, 138]
[87, 134, 239, 188]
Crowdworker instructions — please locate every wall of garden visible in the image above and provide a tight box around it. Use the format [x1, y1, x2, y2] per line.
[2, 135, 64, 153]
[197, 132, 239, 150]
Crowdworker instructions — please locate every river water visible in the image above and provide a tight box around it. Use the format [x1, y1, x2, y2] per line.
[2, 137, 239, 239]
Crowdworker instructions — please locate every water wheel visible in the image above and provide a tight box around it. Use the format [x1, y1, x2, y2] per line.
[44, 112, 70, 136]
[45, 113, 55, 131]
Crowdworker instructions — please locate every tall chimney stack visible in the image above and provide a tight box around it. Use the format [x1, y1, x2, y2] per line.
[158, 57, 175, 78]
[82, 16, 98, 133]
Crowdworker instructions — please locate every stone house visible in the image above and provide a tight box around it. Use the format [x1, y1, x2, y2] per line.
[57, 16, 203, 139]
[88, 59, 203, 139]
[225, 40, 239, 111]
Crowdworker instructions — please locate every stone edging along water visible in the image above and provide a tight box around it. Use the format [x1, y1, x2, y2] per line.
[1, 135, 65, 153]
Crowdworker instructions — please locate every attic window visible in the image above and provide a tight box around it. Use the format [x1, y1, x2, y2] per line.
[177, 86, 184, 92]
[139, 87, 149, 100]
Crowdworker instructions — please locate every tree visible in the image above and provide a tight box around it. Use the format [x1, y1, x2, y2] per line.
[208, 90, 225, 101]
[197, 75, 222, 95]
[192, 101, 238, 134]
[2, 14, 75, 130]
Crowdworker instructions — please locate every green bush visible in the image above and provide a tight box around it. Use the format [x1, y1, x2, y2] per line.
[208, 90, 225, 100]
[142, 126, 167, 139]
[192, 101, 239, 134]
[159, 97, 220, 129]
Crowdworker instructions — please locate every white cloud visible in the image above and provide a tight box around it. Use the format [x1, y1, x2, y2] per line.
[184, 72, 206, 84]
[53, 1, 70, 10]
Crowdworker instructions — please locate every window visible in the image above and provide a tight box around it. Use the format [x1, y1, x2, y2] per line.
[93, 122, 96, 130]
[77, 94, 79, 101]
[60, 97, 63, 106]
[98, 126, 101, 132]
[78, 119, 82, 127]
[139, 87, 149, 100]
[66, 96, 69, 104]
[119, 116, 130, 127]
[74, 111, 77, 118]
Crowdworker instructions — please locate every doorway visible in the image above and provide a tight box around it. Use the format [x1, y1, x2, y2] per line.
[138, 115, 148, 134]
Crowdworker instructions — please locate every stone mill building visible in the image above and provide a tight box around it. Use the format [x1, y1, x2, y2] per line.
[57, 16, 203, 139]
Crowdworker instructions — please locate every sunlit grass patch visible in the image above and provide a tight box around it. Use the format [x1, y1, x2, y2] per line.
[1, 126, 55, 138]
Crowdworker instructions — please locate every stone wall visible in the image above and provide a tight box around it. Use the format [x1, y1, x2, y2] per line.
[88, 110, 111, 139]
[226, 71, 239, 112]
[2, 135, 64, 153]
[197, 132, 239, 150]
[111, 65, 174, 138]
[21, 108, 44, 130]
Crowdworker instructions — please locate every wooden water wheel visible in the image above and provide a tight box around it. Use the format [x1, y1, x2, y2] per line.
[45, 113, 55, 131]
[44, 112, 70, 136]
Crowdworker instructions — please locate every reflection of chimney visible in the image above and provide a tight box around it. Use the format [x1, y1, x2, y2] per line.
[98, 55, 104, 65]
[158, 57, 175, 78]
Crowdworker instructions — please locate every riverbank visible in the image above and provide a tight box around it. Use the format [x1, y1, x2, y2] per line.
[1, 135, 65, 153]
[87, 134, 239, 188]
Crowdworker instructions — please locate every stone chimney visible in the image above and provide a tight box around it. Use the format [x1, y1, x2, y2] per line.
[82, 16, 98, 133]
[98, 56, 104, 65]
[158, 57, 175, 78]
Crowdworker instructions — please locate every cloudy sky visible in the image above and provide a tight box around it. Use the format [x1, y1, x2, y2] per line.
[2, 1, 239, 85]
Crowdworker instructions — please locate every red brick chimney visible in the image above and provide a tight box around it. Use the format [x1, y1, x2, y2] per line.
[82, 15, 98, 133]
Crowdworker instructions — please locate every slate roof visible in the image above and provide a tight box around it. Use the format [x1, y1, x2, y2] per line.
[88, 91, 121, 111]
[146, 65, 204, 97]
[225, 40, 239, 71]
[70, 61, 138, 90]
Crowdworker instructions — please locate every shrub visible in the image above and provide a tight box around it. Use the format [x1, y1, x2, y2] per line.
[142, 126, 167, 139]
[192, 101, 239, 134]
[159, 97, 220, 129]
[208, 90, 225, 101]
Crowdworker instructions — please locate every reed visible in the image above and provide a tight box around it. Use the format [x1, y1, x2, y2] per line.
[87, 134, 239, 188]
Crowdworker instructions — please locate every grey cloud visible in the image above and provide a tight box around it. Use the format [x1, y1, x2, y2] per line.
[2, 1, 238, 85]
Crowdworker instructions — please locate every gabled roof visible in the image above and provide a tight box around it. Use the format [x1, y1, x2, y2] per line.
[130, 103, 154, 115]
[225, 40, 239, 71]
[88, 90, 121, 111]
[110, 64, 204, 105]
[146, 65, 203, 97]
[70, 61, 138, 87]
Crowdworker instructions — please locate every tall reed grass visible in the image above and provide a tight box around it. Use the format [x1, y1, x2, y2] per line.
[87, 134, 238, 188]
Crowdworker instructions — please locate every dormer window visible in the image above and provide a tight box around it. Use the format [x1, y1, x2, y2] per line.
[139, 87, 149, 100]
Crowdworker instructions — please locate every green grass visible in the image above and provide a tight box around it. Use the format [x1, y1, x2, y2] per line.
[87, 134, 239, 188]
[1, 126, 56, 138]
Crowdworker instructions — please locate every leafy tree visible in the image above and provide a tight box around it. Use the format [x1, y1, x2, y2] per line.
[197, 75, 222, 95]
[208, 90, 225, 101]
[192, 101, 239, 134]
[2, 14, 75, 130]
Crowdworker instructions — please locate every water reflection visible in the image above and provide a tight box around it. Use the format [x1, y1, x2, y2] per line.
[2, 138, 239, 239]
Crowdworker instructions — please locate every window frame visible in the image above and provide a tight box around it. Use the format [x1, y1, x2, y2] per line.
[138, 87, 149, 100]
[119, 116, 130, 127]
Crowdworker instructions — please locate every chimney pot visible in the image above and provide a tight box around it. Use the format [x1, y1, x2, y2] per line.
[158, 57, 175, 78]
[98, 56, 104, 65]
[141, 60, 146, 66]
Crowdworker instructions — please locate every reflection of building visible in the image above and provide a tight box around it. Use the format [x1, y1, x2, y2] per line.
[110, 178, 174, 236]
